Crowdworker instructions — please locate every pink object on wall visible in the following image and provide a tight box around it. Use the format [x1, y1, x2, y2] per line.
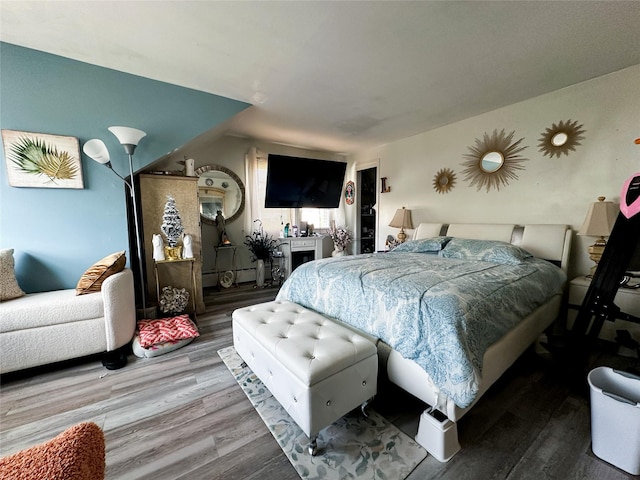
[620, 173, 640, 219]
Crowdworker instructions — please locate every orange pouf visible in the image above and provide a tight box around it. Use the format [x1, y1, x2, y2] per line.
[0, 422, 105, 480]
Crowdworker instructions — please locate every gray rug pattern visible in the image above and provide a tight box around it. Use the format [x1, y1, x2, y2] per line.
[218, 345, 427, 480]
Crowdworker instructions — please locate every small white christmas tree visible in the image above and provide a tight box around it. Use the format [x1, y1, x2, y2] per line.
[161, 195, 184, 247]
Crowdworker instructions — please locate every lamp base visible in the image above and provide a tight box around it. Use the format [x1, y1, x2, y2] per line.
[397, 231, 407, 243]
[586, 239, 607, 278]
[587, 241, 606, 266]
[588, 241, 606, 260]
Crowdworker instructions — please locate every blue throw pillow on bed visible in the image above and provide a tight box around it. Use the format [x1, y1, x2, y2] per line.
[438, 238, 532, 265]
[390, 236, 451, 253]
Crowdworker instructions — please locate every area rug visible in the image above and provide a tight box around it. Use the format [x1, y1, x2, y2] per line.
[218, 346, 427, 480]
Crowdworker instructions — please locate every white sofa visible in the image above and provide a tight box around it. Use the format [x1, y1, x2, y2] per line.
[0, 269, 136, 374]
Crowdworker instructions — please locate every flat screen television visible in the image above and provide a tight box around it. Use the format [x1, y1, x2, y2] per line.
[265, 154, 347, 208]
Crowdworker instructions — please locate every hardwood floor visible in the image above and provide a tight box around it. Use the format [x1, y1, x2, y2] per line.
[1, 283, 638, 479]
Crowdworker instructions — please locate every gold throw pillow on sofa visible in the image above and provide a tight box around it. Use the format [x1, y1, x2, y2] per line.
[76, 251, 126, 295]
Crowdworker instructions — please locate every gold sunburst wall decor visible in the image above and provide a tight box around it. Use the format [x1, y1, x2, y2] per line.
[433, 168, 456, 194]
[461, 129, 528, 192]
[538, 119, 586, 158]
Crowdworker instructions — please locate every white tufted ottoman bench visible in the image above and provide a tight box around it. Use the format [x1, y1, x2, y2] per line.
[232, 300, 378, 455]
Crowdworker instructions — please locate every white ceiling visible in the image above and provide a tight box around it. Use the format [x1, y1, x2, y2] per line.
[2, 1, 640, 155]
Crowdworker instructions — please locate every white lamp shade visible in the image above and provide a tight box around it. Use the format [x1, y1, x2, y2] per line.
[82, 139, 110, 164]
[108, 126, 146, 146]
[578, 196, 619, 237]
[389, 207, 414, 229]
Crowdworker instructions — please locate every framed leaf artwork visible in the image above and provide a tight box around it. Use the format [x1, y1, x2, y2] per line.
[2, 129, 84, 189]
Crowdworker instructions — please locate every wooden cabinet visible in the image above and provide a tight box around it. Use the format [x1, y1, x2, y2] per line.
[139, 174, 205, 314]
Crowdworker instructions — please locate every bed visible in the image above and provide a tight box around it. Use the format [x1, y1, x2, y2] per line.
[275, 223, 571, 461]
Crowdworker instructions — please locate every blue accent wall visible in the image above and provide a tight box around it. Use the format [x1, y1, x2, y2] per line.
[0, 42, 250, 293]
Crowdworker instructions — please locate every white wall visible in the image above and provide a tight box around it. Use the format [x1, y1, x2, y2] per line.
[347, 64, 640, 280]
[153, 135, 345, 285]
[152, 64, 639, 288]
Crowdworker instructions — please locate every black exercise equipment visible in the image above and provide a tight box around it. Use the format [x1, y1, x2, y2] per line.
[568, 174, 640, 367]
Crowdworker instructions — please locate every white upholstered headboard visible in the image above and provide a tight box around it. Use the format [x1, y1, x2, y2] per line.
[412, 223, 572, 272]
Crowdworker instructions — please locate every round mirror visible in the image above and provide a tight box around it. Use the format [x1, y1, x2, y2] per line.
[480, 151, 504, 173]
[432, 168, 456, 194]
[461, 129, 528, 192]
[538, 120, 586, 159]
[195, 164, 245, 226]
[551, 132, 568, 146]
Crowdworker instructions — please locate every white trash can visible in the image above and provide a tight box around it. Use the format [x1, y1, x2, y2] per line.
[587, 366, 640, 475]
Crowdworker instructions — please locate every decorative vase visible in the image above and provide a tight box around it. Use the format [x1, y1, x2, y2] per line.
[256, 259, 265, 287]
[332, 245, 345, 257]
[182, 234, 193, 259]
[164, 245, 183, 261]
[152, 234, 165, 261]
[185, 158, 195, 177]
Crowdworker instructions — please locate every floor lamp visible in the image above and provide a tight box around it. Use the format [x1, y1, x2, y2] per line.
[83, 127, 147, 313]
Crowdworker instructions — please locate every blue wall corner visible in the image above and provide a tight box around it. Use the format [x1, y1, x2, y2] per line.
[0, 42, 250, 293]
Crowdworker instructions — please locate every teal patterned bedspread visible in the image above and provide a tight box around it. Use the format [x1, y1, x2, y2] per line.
[275, 253, 566, 408]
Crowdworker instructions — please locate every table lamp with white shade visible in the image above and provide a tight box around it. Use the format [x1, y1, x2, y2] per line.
[578, 196, 619, 276]
[389, 206, 414, 243]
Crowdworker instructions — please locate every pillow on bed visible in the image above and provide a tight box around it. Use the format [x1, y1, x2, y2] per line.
[439, 238, 532, 265]
[390, 236, 451, 253]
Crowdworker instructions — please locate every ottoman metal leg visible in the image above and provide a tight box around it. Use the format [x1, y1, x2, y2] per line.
[308, 435, 318, 456]
[361, 396, 375, 418]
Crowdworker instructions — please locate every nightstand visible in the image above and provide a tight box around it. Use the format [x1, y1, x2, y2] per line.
[567, 275, 640, 343]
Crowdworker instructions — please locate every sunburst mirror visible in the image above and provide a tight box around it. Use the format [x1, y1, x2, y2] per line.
[432, 168, 456, 194]
[538, 119, 586, 158]
[461, 129, 528, 192]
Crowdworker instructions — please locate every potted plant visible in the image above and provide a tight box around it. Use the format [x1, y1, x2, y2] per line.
[244, 220, 278, 286]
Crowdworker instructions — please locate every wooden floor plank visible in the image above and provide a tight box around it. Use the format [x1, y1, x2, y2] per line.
[1, 283, 638, 479]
